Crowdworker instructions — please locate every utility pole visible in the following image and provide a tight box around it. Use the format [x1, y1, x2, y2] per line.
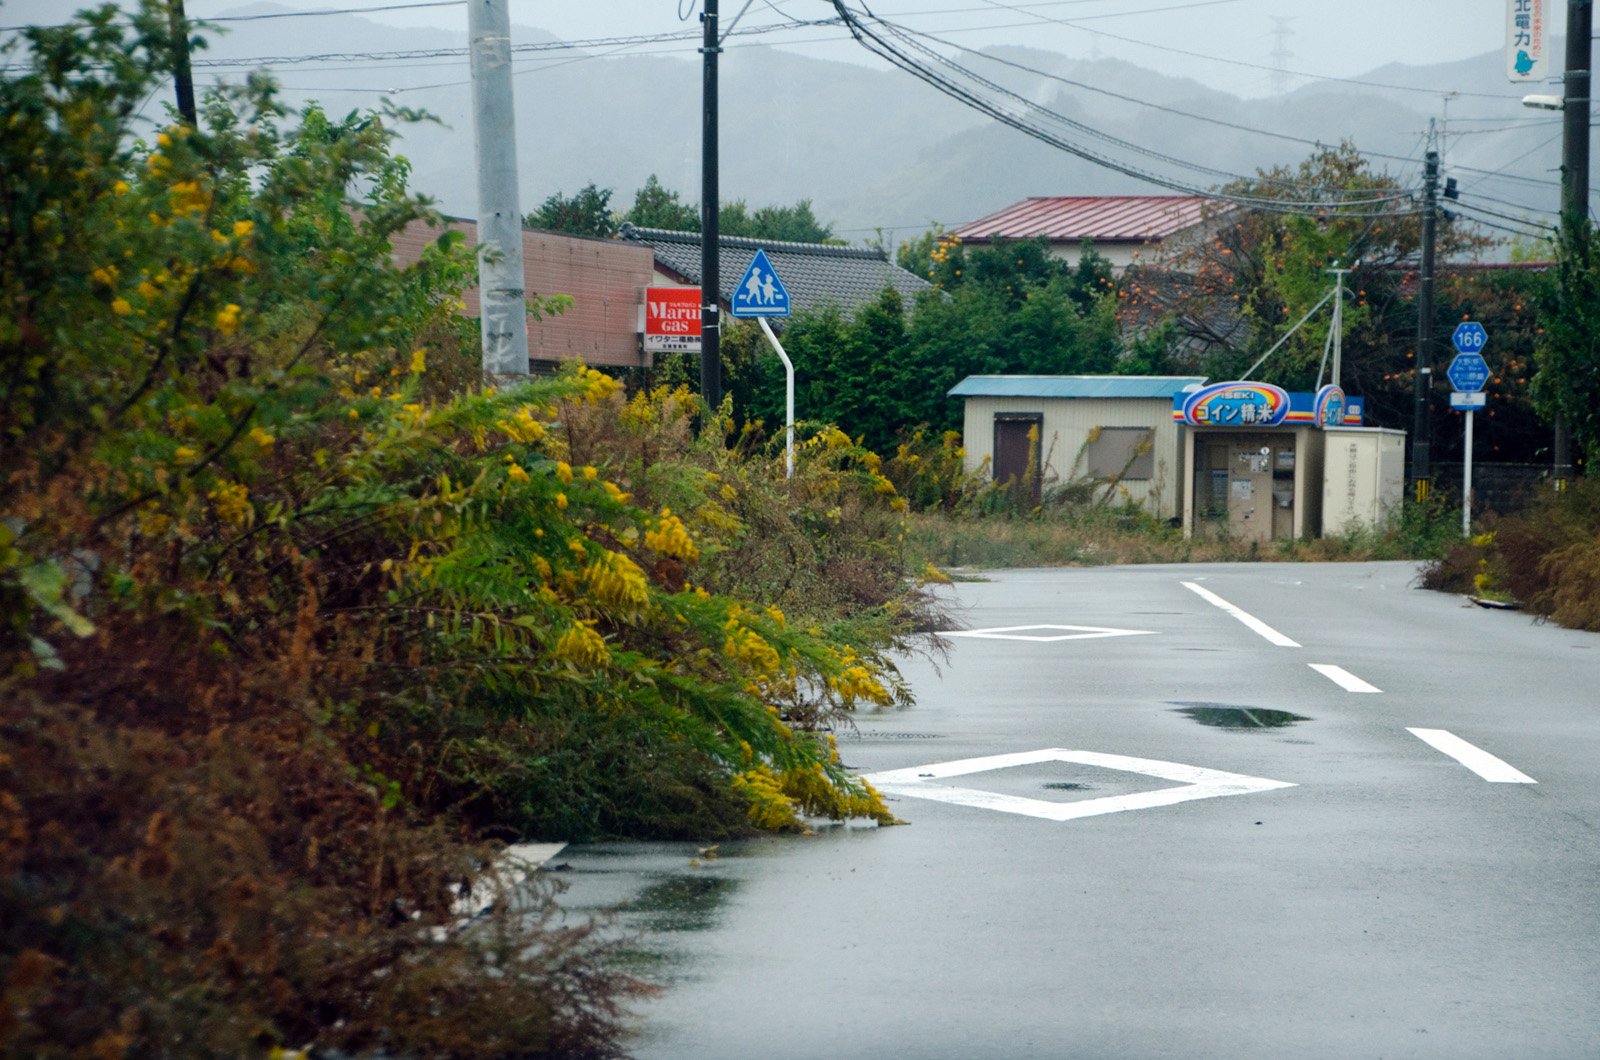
[1326, 265, 1352, 389]
[167, 0, 197, 125]
[700, 0, 723, 413]
[468, 0, 529, 379]
[1553, 0, 1591, 490]
[1412, 148, 1439, 503]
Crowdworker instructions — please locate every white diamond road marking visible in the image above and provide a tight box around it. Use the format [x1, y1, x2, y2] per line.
[938, 624, 1158, 643]
[863, 748, 1295, 822]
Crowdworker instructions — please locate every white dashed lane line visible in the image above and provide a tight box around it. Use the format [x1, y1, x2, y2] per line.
[1308, 663, 1383, 693]
[1407, 728, 1538, 783]
[1181, 581, 1301, 647]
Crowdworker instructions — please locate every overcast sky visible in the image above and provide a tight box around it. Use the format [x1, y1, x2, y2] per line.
[2, 0, 1548, 100]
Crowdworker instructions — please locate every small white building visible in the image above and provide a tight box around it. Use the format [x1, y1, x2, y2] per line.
[952, 375, 1405, 541]
[950, 375, 1204, 519]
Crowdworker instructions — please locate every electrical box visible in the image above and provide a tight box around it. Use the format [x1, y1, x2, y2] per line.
[1321, 428, 1406, 535]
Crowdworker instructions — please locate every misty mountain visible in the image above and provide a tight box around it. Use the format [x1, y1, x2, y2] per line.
[176, 4, 1572, 244]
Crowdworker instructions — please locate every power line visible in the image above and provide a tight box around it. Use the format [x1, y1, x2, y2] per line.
[0, 0, 464, 33]
[964, 0, 1517, 102]
[829, 1, 1421, 218]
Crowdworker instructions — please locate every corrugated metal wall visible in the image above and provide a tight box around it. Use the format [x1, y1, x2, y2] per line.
[960, 396, 1185, 517]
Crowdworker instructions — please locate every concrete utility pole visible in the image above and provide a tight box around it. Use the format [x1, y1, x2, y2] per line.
[1326, 265, 1353, 389]
[700, 0, 723, 412]
[1412, 149, 1439, 503]
[167, 0, 197, 125]
[1553, 0, 1592, 489]
[468, 0, 529, 378]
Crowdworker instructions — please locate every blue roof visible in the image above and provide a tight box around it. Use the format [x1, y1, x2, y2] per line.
[948, 375, 1208, 400]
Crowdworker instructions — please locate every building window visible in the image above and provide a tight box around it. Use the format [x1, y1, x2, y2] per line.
[1084, 427, 1154, 481]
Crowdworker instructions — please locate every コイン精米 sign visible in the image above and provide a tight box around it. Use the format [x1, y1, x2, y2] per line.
[1179, 382, 1290, 428]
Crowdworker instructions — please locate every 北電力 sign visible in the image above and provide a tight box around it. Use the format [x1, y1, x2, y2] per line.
[1506, 0, 1549, 83]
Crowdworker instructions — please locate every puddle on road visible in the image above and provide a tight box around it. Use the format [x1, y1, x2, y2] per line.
[625, 875, 739, 934]
[1042, 782, 1091, 791]
[1169, 701, 1310, 730]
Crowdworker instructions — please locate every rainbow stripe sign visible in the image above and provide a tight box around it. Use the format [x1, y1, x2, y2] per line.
[1178, 382, 1290, 428]
[1313, 385, 1346, 429]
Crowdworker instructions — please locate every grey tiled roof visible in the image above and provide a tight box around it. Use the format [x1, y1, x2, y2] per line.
[618, 224, 935, 323]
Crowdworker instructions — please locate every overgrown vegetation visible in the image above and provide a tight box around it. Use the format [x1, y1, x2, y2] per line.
[1420, 480, 1600, 630]
[1, 8, 929, 1057]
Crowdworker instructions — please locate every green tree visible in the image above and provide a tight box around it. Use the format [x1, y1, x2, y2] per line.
[1533, 215, 1600, 468]
[721, 198, 837, 243]
[524, 181, 617, 237]
[625, 173, 700, 231]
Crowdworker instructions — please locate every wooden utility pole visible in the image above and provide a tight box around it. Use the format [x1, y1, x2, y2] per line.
[1412, 149, 1439, 503]
[1553, 0, 1591, 488]
[167, 0, 197, 125]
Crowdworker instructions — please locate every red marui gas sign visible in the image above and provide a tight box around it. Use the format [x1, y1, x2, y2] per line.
[643, 286, 702, 353]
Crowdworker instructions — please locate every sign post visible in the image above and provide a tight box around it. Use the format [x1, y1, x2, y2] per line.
[730, 250, 795, 476]
[1448, 322, 1491, 537]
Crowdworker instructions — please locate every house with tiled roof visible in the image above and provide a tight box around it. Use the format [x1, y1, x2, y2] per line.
[390, 215, 659, 369]
[618, 224, 935, 325]
[947, 195, 1222, 273]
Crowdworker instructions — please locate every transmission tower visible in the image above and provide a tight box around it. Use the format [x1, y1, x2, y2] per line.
[1269, 17, 1294, 94]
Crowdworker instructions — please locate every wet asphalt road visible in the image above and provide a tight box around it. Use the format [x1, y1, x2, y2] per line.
[555, 561, 1600, 1060]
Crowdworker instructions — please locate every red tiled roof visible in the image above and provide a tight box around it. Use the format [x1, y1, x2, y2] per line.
[948, 195, 1210, 243]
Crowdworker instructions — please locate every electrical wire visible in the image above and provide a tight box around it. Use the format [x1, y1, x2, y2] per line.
[831, 1, 1421, 217]
[963, 0, 1516, 101]
[0, 0, 464, 33]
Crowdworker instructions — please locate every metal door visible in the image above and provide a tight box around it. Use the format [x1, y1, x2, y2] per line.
[993, 414, 1041, 505]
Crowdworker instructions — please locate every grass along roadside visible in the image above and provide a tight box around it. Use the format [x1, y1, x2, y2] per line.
[905, 499, 1464, 571]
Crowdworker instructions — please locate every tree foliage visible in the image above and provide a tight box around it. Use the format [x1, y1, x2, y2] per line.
[1533, 215, 1600, 468]
[619, 176, 836, 243]
[524, 182, 617, 238]
[658, 237, 1121, 452]
[1, 8, 926, 1056]
[1134, 143, 1549, 463]
[624, 173, 699, 232]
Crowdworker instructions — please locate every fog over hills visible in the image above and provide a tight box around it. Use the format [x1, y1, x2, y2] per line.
[162, 4, 1577, 245]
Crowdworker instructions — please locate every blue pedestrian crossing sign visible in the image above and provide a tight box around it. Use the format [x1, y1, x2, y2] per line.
[730, 249, 790, 318]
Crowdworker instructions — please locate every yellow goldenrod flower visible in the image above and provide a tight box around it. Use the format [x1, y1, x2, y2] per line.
[553, 623, 609, 668]
[506, 462, 530, 483]
[232, 219, 254, 238]
[555, 461, 573, 485]
[555, 493, 568, 509]
[173, 446, 198, 462]
[112, 180, 130, 195]
[248, 427, 275, 449]
[111, 298, 132, 315]
[214, 303, 241, 335]
[409, 347, 427, 373]
[207, 482, 253, 527]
